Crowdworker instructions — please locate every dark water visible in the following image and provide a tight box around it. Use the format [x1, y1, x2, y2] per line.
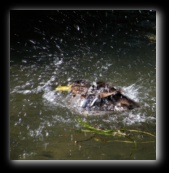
[10, 10, 156, 160]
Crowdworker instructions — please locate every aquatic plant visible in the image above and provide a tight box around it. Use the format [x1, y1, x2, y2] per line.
[75, 118, 156, 146]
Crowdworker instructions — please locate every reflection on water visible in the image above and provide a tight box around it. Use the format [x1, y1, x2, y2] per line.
[10, 10, 156, 160]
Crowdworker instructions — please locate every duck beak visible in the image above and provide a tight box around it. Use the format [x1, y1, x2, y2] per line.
[55, 85, 72, 92]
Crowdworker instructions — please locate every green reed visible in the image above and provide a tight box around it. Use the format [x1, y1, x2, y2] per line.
[75, 118, 156, 145]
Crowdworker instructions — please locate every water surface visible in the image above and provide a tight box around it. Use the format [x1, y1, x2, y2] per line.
[10, 10, 156, 160]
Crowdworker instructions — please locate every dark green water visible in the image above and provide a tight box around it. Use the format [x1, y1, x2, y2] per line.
[10, 10, 156, 160]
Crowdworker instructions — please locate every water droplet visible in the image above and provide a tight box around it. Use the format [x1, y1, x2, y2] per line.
[46, 132, 49, 136]
[75, 25, 80, 31]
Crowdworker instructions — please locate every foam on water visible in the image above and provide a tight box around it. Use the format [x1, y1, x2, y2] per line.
[41, 79, 156, 126]
[10, 65, 155, 127]
[10, 53, 155, 127]
[122, 112, 155, 125]
[122, 84, 141, 102]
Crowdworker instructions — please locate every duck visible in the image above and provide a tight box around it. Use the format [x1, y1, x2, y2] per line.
[55, 80, 140, 115]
